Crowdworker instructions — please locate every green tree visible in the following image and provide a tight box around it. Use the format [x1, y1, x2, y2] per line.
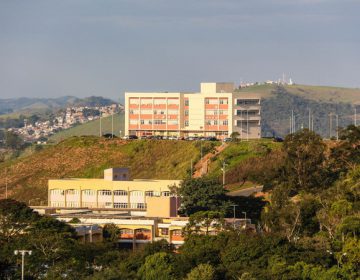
[183, 211, 225, 236]
[4, 131, 24, 150]
[137, 252, 176, 280]
[185, 263, 215, 280]
[179, 178, 229, 216]
[282, 129, 327, 192]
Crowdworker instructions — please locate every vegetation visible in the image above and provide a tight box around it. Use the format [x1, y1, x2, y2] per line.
[49, 113, 125, 143]
[0, 137, 203, 202]
[1, 126, 360, 279]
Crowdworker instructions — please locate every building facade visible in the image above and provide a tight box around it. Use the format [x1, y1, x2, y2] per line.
[125, 82, 261, 139]
[48, 168, 181, 211]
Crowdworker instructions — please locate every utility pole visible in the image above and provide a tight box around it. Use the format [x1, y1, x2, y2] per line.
[308, 108, 311, 130]
[240, 110, 243, 140]
[111, 113, 114, 138]
[329, 113, 333, 139]
[190, 159, 193, 177]
[246, 109, 249, 141]
[230, 204, 238, 229]
[336, 114, 339, 141]
[221, 161, 227, 186]
[14, 250, 32, 280]
[99, 112, 102, 137]
[5, 168, 8, 199]
[355, 107, 357, 126]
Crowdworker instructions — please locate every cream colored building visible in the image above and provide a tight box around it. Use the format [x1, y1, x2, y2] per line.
[125, 82, 261, 139]
[48, 168, 181, 212]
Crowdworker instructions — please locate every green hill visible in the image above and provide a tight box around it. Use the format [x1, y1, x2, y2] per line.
[49, 113, 125, 143]
[0, 137, 218, 202]
[0, 136, 280, 203]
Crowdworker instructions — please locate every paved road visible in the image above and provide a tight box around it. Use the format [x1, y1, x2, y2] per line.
[227, 185, 263, 197]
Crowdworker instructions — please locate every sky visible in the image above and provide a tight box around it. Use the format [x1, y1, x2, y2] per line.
[0, 0, 359, 101]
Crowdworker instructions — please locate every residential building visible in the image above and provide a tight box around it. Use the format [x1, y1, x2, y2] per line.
[125, 82, 261, 139]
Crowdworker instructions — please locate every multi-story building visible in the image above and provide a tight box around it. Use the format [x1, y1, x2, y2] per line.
[125, 82, 261, 139]
[48, 167, 181, 211]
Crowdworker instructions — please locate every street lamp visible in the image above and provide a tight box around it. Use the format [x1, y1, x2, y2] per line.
[14, 250, 32, 280]
[242, 211, 247, 225]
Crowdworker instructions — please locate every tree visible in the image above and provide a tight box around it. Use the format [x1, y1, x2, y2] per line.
[179, 178, 229, 216]
[103, 223, 120, 243]
[0, 199, 39, 243]
[137, 252, 176, 280]
[4, 131, 23, 150]
[230, 132, 240, 141]
[185, 263, 215, 280]
[282, 129, 326, 192]
[183, 211, 225, 236]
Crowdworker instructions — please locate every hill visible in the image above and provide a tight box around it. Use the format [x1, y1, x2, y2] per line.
[237, 84, 360, 104]
[0, 136, 281, 203]
[0, 137, 220, 203]
[0, 96, 117, 118]
[49, 113, 125, 143]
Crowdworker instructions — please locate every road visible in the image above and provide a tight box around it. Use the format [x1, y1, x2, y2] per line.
[227, 185, 263, 197]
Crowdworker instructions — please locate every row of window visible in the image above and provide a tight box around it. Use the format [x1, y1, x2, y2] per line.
[205, 120, 228, 126]
[205, 110, 228, 116]
[205, 99, 228, 105]
[129, 99, 179, 105]
[130, 120, 178, 125]
[51, 189, 171, 197]
[236, 110, 259, 116]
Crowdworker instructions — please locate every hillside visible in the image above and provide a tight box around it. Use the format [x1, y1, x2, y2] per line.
[49, 113, 125, 143]
[237, 84, 360, 104]
[0, 96, 117, 118]
[0, 137, 220, 203]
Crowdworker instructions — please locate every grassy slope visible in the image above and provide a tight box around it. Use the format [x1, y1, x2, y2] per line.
[0, 137, 204, 202]
[207, 139, 283, 190]
[237, 84, 360, 104]
[49, 113, 125, 143]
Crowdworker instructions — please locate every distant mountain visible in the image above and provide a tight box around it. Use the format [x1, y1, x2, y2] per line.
[0, 96, 118, 116]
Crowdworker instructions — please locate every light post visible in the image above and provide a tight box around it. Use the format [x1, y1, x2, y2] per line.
[230, 204, 238, 229]
[89, 225, 93, 243]
[14, 250, 32, 280]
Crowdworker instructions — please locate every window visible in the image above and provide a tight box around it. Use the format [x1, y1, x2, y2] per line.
[184, 100, 189, 106]
[98, 190, 112, 196]
[141, 109, 152, 114]
[161, 228, 169, 235]
[214, 120, 218, 125]
[161, 191, 171, 197]
[114, 190, 127, 196]
[185, 120, 189, 127]
[223, 120, 228, 126]
[114, 203, 128, 209]
[82, 189, 95, 196]
[140, 120, 144, 124]
[219, 99, 228, 104]
[129, 120, 138, 125]
[153, 98, 166, 105]
[172, 229, 182, 236]
[205, 99, 209, 104]
[185, 110, 189, 116]
[66, 189, 79, 195]
[168, 110, 178, 115]
[120, 229, 133, 235]
[130, 203, 146, 209]
[129, 98, 139, 104]
[140, 98, 152, 105]
[130, 191, 143, 197]
[154, 120, 166, 125]
[236, 99, 259, 105]
[167, 99, 179, 105]
[145, 191, 154, 197]
[168, 120, 178, 125]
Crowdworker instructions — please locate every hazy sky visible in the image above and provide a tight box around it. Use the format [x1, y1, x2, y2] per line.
[0, 0, 359, 101]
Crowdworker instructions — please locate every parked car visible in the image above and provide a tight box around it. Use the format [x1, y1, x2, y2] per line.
[128, 135, 138, 140]
[223, 137, 232, 142]
[140, 135, 147, 139]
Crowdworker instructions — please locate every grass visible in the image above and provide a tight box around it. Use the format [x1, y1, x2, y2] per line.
[0, 137, 203, 202]
[208, 139, 282, 176]
[49, 113, 125, 143]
